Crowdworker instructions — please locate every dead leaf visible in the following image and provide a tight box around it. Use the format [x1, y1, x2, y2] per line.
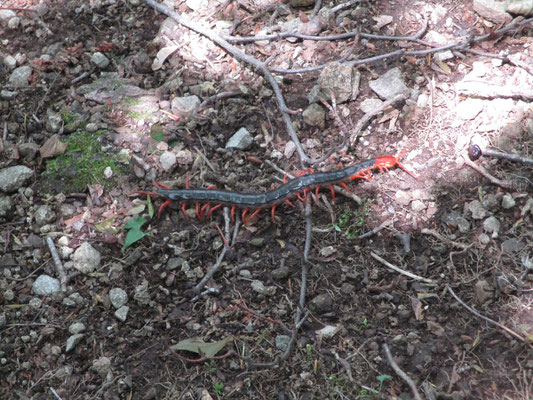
[411, 297, 423, 321]
[169, 336, 233, 358]
[40, 134, 68, 159]
[373, 15, 393, 30]
[151, 45, 179, 71]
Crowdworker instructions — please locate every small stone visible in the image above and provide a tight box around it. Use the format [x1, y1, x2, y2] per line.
[134, 280, 151, 305]
[34, 205, 56, 226]
[251, 280, 266, 295]
[468, 200, 487, 220]
[239, 269, 252, 278]
[272, 265, 290, 280]
[32, 275, 61, 296]
[3, 55, 16, 69]
[302, 103, 325, 128]
[160, 151, 176, 171]
[72, 242, 101, 274]
[316, 325, 341, 339]
[250, 238, 265, 247]
[0, 314, 6, 328]
[91, 356, 111, 376]
[501, 238, 524, 254]
[474, 280, 493, 304]
[275, 335, 292, 351]
[320, 246, 336, 257]
[116, 149, 132, 164]
[176, 149, 193, 165]
[90, 52, 110, 68]
[360, 98, 384, 114]
[483, 216, 500, 237]
[109, 288, 128, 309]
[8, 66, 33, 87]
[226, 127, 253, 150]
[411, 200, 427, 212]
[394, 190, 411, 206]
[171, 95, 200, 116]
[68, 322, 86, 334]
[369, 67, 411, 100]
[0, 165, 34, 193]
[456, 99, 484, 120]
[103, 166, 113, 179]
[501, 194, 515, 209]
[114, 305, 129, 321]
[0, 195, 15, 220]
[310, 293, 333, 313]
[19, 143, 40, 161]
[284, 141, 296, 158]
[65, 333, 84, 352]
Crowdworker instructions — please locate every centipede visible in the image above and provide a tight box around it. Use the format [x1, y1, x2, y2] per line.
[135, 155, 417, 224]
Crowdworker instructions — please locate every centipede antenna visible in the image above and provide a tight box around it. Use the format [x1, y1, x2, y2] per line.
[315, 186, 320, 199]
[397, 161, 418, 179]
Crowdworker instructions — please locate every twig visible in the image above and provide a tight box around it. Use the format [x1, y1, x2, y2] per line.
[445, 285, 526, 342]
[370, 251, 434, 284]
[46, 237, 67, 292]
[383, 343, 423, 400]
[421, 228, 472, 251]
[464, 157, 513, 189]
[469, 145, 533, 165]
[49, 387, 63, 400]
[357, 219, 393, 239]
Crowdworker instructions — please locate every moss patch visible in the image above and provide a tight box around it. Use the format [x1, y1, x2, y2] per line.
[42, 129, 126, 194]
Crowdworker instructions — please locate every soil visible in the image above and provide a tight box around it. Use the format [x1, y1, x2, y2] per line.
[0, 0, 532, 399]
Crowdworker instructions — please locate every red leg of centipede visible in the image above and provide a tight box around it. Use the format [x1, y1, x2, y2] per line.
[231, 206, 236, 222]
[329, 185, 336, 203]
[158, 199, 172, 217]
[207, 203, 222, 218]
[242, 208, 249, 224]
[285, 198, 295, 208]
[271, 205, 277, 223]
[200, 202, 211, 220]
[246, 209, 261, 225]
[153, 179, 171, 189]
[195, 202, 203, 221]
[181, 202, 189, 219]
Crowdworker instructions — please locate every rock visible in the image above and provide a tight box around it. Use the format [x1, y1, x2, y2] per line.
[8, 17, 20, 29]
[456, 98, 485, 120]
[501, 194, 515, 209]
[0, 314, 6, 328]
[226, 127, 253, 150]
[91, 356, 111, 376]
[3, 55, 17, 70]
[474, 280, 493, 304]
[116, 148, 132, 164]
[170, 95, 200, 116]
[0, 10, 16, 22]
[46, 109, 63, 133]
[19, 143, 40, 161]
[316, 325, 341, 339]
[68, 322, 86, 334]
[275, 335, 292, 351]
[501, 238, 524, 254]
[239, 269, 252, 279]
[320, 246, 336, 257]
[251, 280, 276, 296]
[160, 151, 177, 171]
[369, 67, 411, 100]
[483, 216, 500, 237]
[8, 66, 33, 87]
[90, 52, 110, 68]
[482, 193, 499, 210]
[284, 141, 296, 158]
[115, 305, 129, 321]
[394, 190, 411, 206]
[186, 0, 207, 10]
[316, 62, 360, 103]
[272, 265, 290, 280]
[109, 288, 128, 309]
[77, 72, 151, 104]
[310, 293, 333, 313]
[176, 149, 193, 165]
[0, 165, 33, 193]
[134, 280, 151, 305]
[411, 200, 427, 212]
[468, 200, 487, 220]
[441, 211, 470, 233]
[360, 98, 384, 114]
[32, 275, 61, 296]
[65, 334, 84, 352]
[0, 195, 15, 220]
[473, 0, 511, 23]
[302, 103, 325, 128]
[506, 1, 533, 15]
[34, 205, 56, 227]
[72, 242, 101, 274]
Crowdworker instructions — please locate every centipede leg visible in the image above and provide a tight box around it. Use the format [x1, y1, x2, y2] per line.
[285, 198, 295, 208]
[315, 186, 320, 199]
[242, 208, 249, 225]
[246, 209, 261, 225]
[207, 203, 222, 218]
[153, 179, 171, 190]
[329, 185, 336, 203]
[271, 205, 277, 223]
[340, 182, 351, 193]
[200, 202, 211, 220]
[158, 199, 172, 217]
[181, 202, 189, 219]
[231, 206, 236, 222]
[396, 161, 418, 179]
[185, 174, 191, 188]
[195, 202, 202, 221]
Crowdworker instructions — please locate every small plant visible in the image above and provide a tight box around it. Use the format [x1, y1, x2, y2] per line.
[205, 360, 217, 373]
[213, 382, 224, 396]
[333, 201, 372, 238]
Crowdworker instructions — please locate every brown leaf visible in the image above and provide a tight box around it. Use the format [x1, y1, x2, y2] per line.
[411, 296, 423, 321]
[40, 134, 68, 159]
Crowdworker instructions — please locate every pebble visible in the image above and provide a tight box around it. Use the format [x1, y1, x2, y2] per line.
[34, 205, 56, 226]
[272, 265, 290, 280]
[90, 52, 110, 68]
[474, 280, 493, 304]
[65, 334, 84, 352]
[468, 200, 487, 220]
[501, 194, 515, 209]
[316, 325, 341, 339]
[160, 151, 177, 171]
[483, 216, 500, 237]
[0, 165, 34, 193]
[114, 305, 129, 322]
[226, 127, 253, 150]
[32, 275, 61, 296]
[251, 280, 276, 296]
[72, 243, 101, 274]
[109, 288, 128, 309]
[310, 293, 333, 313]
[8, 65, 33, 87]
[91, 356, 111, 376]
[68, 322, 86, 334]
[275, 335, 292, 351]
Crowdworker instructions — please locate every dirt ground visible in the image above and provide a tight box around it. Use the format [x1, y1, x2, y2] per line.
[0, 0, 532, 399]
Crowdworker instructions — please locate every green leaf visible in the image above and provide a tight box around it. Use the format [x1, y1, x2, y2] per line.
[123, 216, 147, 231]
[377, 374, 392, 384]
[122, 217, 149, 250]
[169, 336, 233, 358]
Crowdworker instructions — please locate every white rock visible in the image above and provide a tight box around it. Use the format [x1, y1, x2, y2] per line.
[72, 242, 101, 274]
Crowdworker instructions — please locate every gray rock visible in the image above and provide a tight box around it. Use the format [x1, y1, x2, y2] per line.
[302, 103, 325, 128]
[501, 194, 515, 209]
[291, 0, 315, 6]
[170, 95, 200, 116]
[68, 322, 86, 334]
[473, 0, 511, 24]
[34, 205, 56, 226]
[92, 356, 111, 376]
[394, 190, 411, 206]
[226, 127, 253, 150]
[501, 238, 524, 254]
[32, 275, 61, 296]
[7, 16, 20, 29]
[251, 280, 276, 296]
[167, 257, 184, 270]
[0, 90, 17, 99]
[320, 246, 336, 257]
[411, 200, 427, 212]
[160, 151, 177, 171]
[239, 269, 252, 278]
[474, 280, 493, 304]
[275, 335, 292, 351]
[65, 333, 84, 352]
[441, 211, 470, 233]
[186, 0, 207, 11]
[116, 148, 132, 164]
[316, 62, 360, 103]
[310, 293, 333, 313]
[134, 280, 151, 305]
[8, 66, 33, 87]
[369, 68, 411, 100]
[0, 165, 33, 193]
[0, 10, 16, 22]
[360, 98, 384, 114]
[109, 288, 128, 309]
[90, 52, 110, 68]
[482, 193, 499, 210]
[468, 200, 487, 220]
[19, 143, 40, 161]
[3, 55, 16, 70]
[72, 242, 101, 274]
[115, 305, 129, 321]
[0, 195, 15, 220]
[483, 216, 500, 237]
[76, 72, 151, 104]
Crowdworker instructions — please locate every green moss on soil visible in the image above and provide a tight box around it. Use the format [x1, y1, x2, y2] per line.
[42, 129, 126, 194]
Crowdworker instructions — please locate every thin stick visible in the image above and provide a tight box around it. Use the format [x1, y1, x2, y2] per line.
[464, 158, 513, 189]
[357, 219, 393, 239]
[445, 285, 526, 342]
[421, 228, 472, 251]
[383, 343, 423, 400]
[370, 251, 434, 284]
[480, 149, 533, 166]
[46, 237, 67, 292]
